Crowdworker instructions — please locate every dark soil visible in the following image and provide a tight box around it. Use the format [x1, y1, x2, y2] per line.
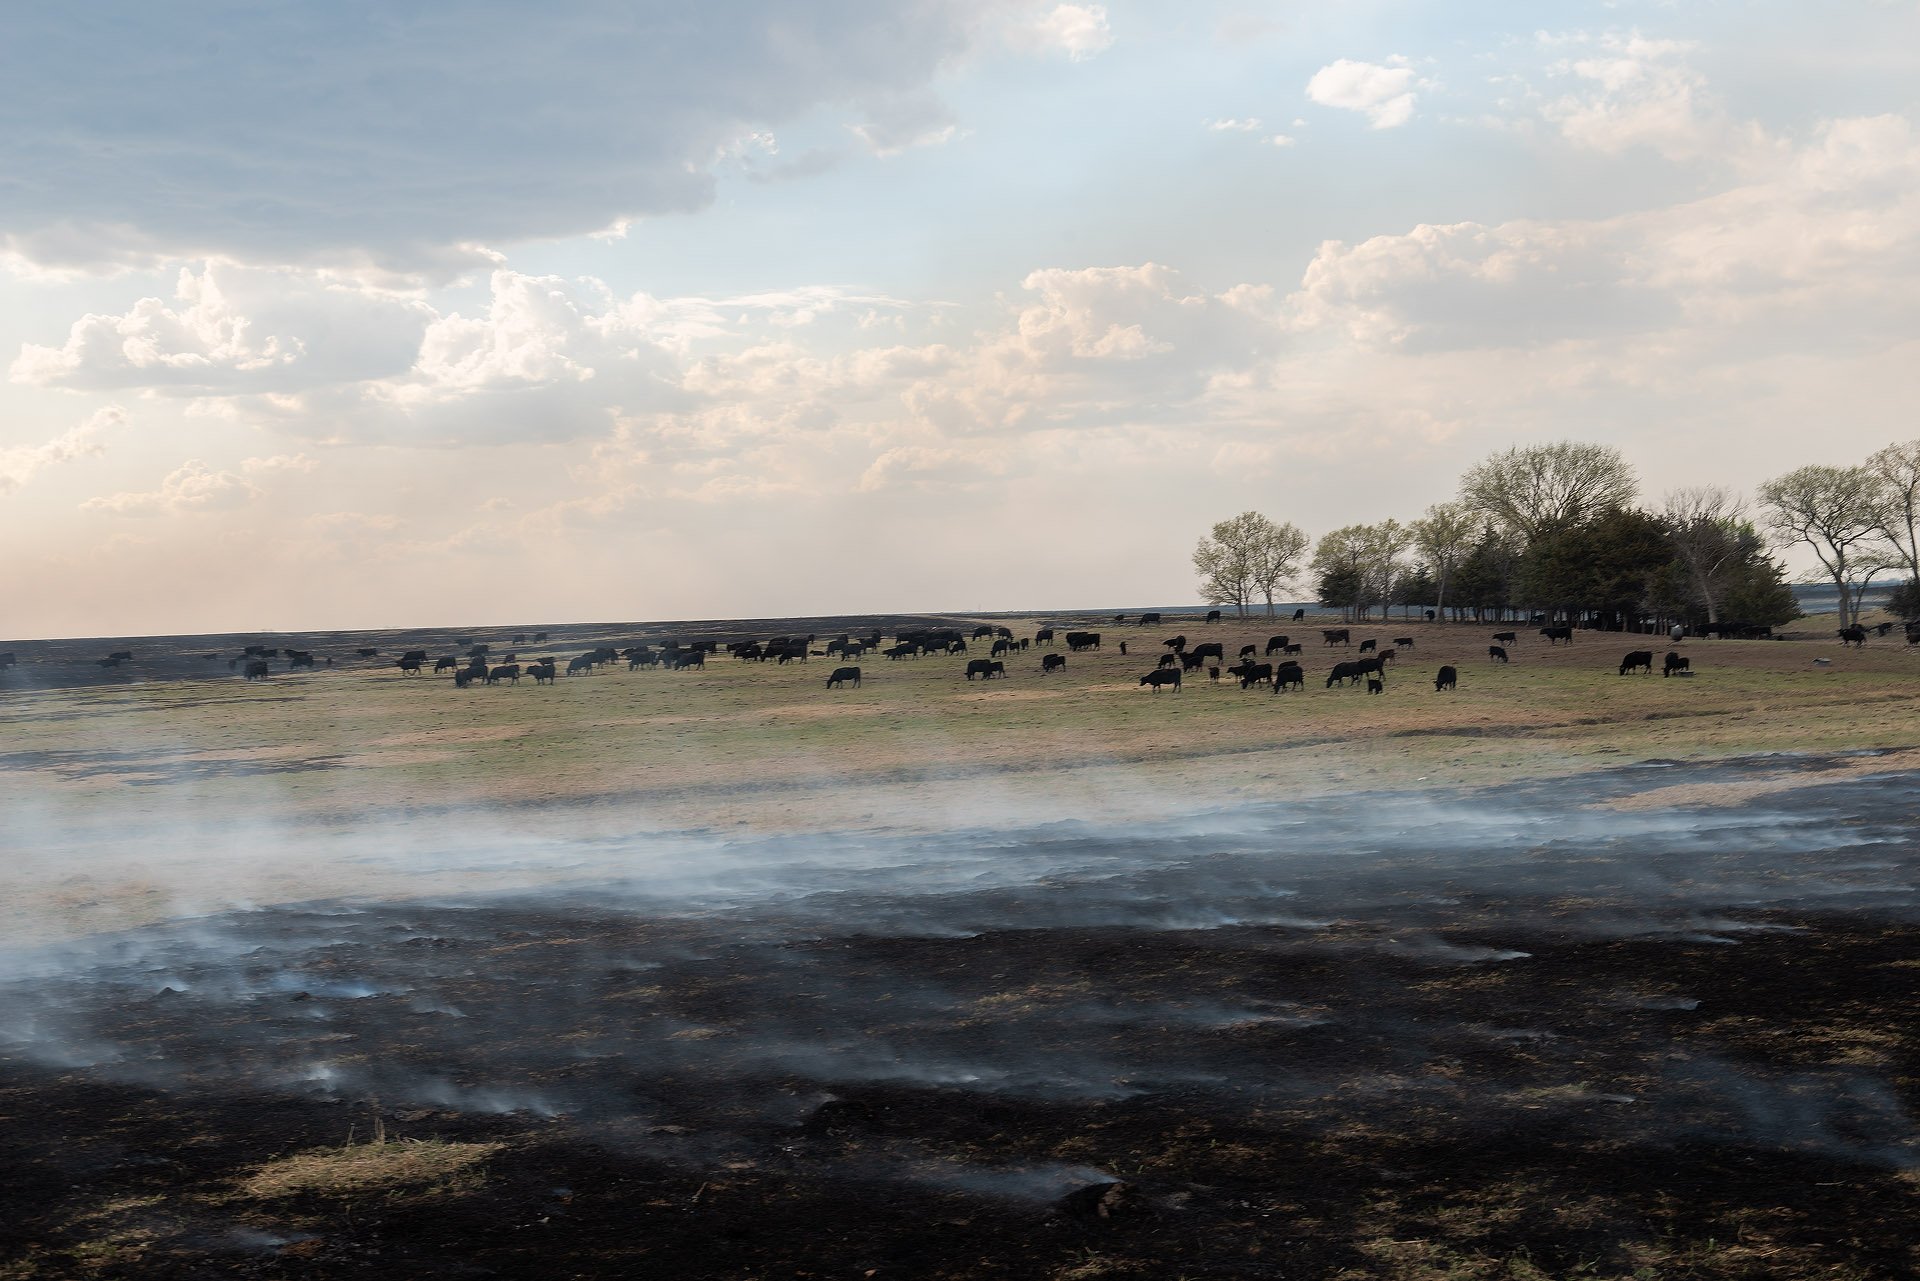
[5, 761, 1920, 1279]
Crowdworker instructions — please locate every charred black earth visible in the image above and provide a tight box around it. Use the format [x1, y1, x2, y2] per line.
[5, 755, 1920, 1279]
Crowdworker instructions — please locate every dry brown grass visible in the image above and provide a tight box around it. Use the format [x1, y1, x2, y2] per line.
[240, 1137, 504, 1200]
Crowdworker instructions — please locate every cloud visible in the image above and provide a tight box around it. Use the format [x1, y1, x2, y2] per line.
[850, 92, 961, 156]
[0, 2, 991, 275]
[81, 459, 260, 517]
[1208, 118, 1263, 132]
[0, 406, 121, 494]
[1306, 58, 1417, 129]
[1010, 4, 1114, 61]
[1540, 34, 1757, 162]
[241, 453, 317, 475]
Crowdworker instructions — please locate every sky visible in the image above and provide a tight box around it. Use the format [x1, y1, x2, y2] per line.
[2, 0, 1918, 637]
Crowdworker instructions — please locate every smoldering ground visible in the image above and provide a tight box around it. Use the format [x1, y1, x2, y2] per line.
[5, 755, 1920, 1277]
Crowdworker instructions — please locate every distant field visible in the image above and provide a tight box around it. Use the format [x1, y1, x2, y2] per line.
[5, 609, 1920, 941]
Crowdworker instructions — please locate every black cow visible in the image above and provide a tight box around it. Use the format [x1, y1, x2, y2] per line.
[1163, 635, 1187, 651]
[467, 645, 491, 657]
[1234, 662, 1273, 689]
[1190, 642, 1224, 663]
[673, 651, 706, 669]
[1016, 638, 1030, 651]
[1265, 635, 1290, 655]
[1157, 652, 1179, 668]
[1873, 621, 1895, 636]
[243, 660, 270, 680]
[991, 639, 1011, 657]
[487, 664, 520, 684]
[453, 668, 476, 688]
[1239, 644, 1258, 659]
[356, 648, 379, 657]
[433, 656, 459, 673]
[1492, 631, 1517, 645]
[1272, 663, 1304, 692]
[514, 634, 527, 644]
[971, 625, 995, 640]
[1366, 677, 1384, 694]
[1489, 646, 1509, 663]
[1326, 661, 1364, 688]
[1838, 625, 1866, 647]
[1042, 654, 1066, 673]
[1620, 650, 1654, 675]
[995, 626, 1013, 640]
[827, 666, 862, 688]
[534, 632, 548, 642]
[1358, 639, 1377, 654]
[1179, 650, 1207, 671]
[1540, 627, 1574, 645]
[1434, 665, 1457, 691]
[567, 654, 596, 675]
[401, 649, 427, 663]
[1292, 608, 1306, 621]
[1139, 669, 1182, 692]
[530, 662, 557, 684]
[1066, 632, 1101, 651]
[1664, 652, 1690, 677]
[1140, 613, 1161, 626]
[396, 657, 423, 675]
[1114, 614, 1128, 625]
[965, 659, 995, 680]
[1393, 637, 1413, 649]
[1282, 643, 1302, 656]
[1035, 628, 1056, 645]
[107, 650, 133, 661]
[289, 652, 315, 669]
[1322, 629, 1350, 646]
[1205, 610, 1222, 623]
[885, 644, 918, 660]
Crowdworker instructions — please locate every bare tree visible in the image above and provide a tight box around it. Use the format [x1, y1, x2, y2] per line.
[1459, 442, 1638, 541]
[1193, 512, 1269, 617]
[1250, 519, 1311, 617]
[1411, 502, 1475, 622]
[1867, 440, 1920, 584]
[1660, 486, 1753, 624]
[1758, 464, 1894, 628]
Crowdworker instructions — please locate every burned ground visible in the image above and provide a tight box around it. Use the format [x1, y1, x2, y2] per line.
[5, 759, 1920, 1279]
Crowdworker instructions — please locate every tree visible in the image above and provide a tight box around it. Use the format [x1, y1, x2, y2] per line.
[1311, 525, 1374, 620]
[1411, 502, 1476, 623]
[1867, 440, 1920, 585]
[1660, 486, 1755, 624]
[1758, 464, 1894, 628]
[1459, 442, 1638, 542]
[1515, 508, 1672, 628]
[1194, 511, 1306, 617]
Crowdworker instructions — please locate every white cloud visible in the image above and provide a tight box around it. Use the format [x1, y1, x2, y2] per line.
[1011, 4, 1114, 61]
[850, 92, 961, 156]
[1268, 135, 1298, 148]
[1540, 34, 1759, 162]
[241, 453, 317, 475]
[1307, 58, 1417, 129]
[0, 406, 121, 494]
[1208, 118, 1263, 132]
[81, 459, 260, 517]
[0, 2, 990, 274]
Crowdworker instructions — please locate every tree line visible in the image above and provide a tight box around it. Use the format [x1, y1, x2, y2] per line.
[1192, 440, 1920, 630]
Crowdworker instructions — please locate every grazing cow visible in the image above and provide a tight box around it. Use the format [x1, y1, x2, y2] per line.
[1664, 652, 1690, 677]
[989, 661, 1006, 679]
[1838, 625, 1866, 647]
[567, 654, 596, 675]
[290, 652, 315, 669]
[1113, 614, 1127, 626]
[1434, 665, 1457, 691]
[1041, 653, 1066, 673]
[1326, 661, 1364, 688]
[736, 644, 765, 661]
[1619, 650, 1654, 675]
[1492, 631, 1517, 645]
[1393, 637, 1413, 649]
[514, 634, 527, 644]
[356, 648, 379, 657]
[1272, 663, 1305, 692]
[1265, 635, 1290, 655]
[827, 666, 862, 689]
[1140, 613, 1161, 626]
[1066, 631, 1102, 651]
[530, 663, 557, 685]
[1163, 635, 1187, 651]
[1234, 662, 1274, 689]
[1157, 653, 1179, 668]
[996, 626, 1013, 640]
[402, 649, 428, 663]
[396, 657, 423, 675]
[1139, 669, 1182, 692]
[486, 664, 521, 684]
[1366, 677, 1384, 695]
[1292, 608, 1306, 621]
[453, 668, 476, 688]
[1358, 639, 1377, 654]
[674, 650, 706, 669]
[991, 639, 1010, 658]
[1035, 628, 1056, 646]
[885, 644, 918, 660]
[108, 650, 133, 662]
[1540, 626, 1574, 645]
[1282, 643, 1303, 656]
[467, 645, 490, 658]
[1179, 650, 1207, 671]
[972, 625, 995, 640]
[1322, 629, 1351, 646]
[243, 660, 270, 680]
[965, 658, 995, 680]
[1489, 646, 1509, 663]
[1239, 644, 1258, 659]
[1190, 642, 1225, 664]
[1205, 610, 1222, 624]
[534, 632, 548, 642]
[1016, 638, 1030, 651]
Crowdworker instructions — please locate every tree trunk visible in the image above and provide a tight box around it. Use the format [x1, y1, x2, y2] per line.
[1832, 566, 1854, 628]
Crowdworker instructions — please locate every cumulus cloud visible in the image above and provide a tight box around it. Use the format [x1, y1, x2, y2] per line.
[81, 460, 260, 517]
[0, 406, 121, 494]
[1540, 34, 1759, 162]
[1208, 118, 1263, 132]
[0, 2, 992, 274]
[1010, 4, 1114, 61]
[1306, 58, 1417, 129]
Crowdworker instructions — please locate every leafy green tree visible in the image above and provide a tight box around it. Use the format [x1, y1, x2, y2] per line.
[1195, 511, 1310, 617]
[1759, 464, 1894, 628]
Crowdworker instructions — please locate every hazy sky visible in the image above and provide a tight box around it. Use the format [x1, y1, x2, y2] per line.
[3, 1, 1918, 636]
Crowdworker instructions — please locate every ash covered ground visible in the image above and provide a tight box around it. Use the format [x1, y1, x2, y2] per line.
[5, 755, 1920, 1279]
